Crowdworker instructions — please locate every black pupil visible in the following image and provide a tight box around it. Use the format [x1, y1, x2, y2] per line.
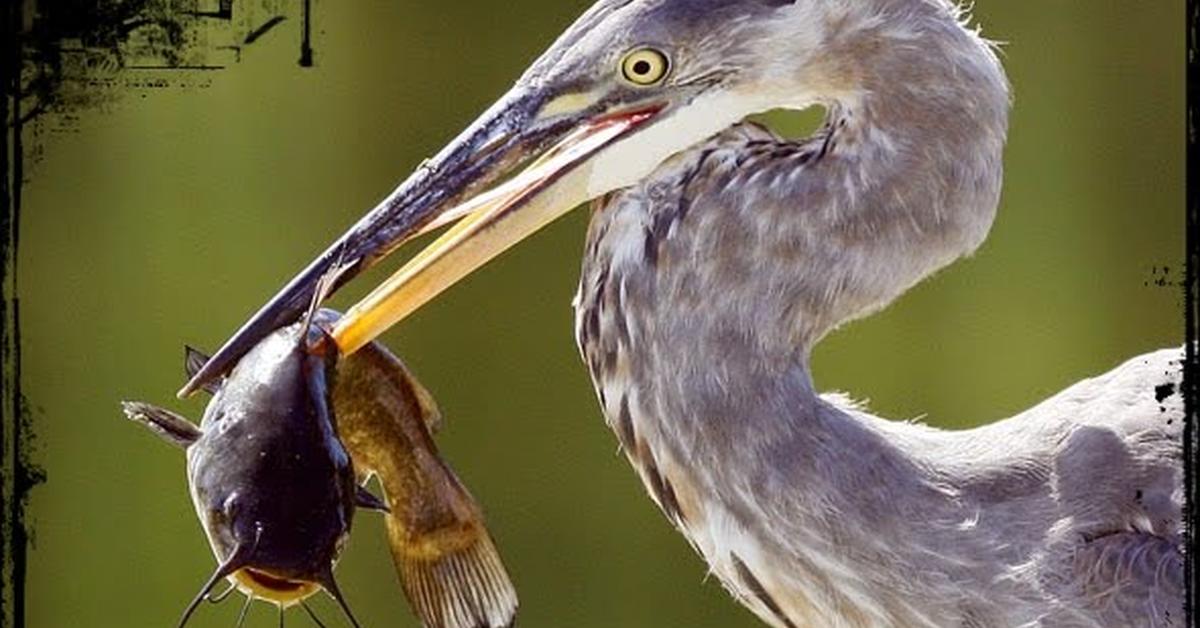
[633, 59, 653, 76]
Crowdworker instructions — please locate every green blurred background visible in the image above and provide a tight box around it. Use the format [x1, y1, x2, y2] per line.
[19, 1, 1183, 626]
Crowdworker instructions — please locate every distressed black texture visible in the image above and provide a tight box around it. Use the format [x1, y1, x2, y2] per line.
[2, 2, 47, 626]
[0, 3, 322, 626]
[12, 0, 311, 134]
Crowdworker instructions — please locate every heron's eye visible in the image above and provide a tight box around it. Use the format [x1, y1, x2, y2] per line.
[620, 48, 670, 86]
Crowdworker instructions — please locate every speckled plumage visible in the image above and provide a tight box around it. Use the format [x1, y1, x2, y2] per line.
[187, 0, 1185, 624]
[566, 1, 1183, 626]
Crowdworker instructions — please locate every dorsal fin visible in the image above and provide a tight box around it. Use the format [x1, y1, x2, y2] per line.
[183, 346, 221, 395]
[302, 256, 354, 341]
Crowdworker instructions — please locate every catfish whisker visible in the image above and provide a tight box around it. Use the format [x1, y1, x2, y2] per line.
[301, 600, 330, 628]
[207, 582, 237, 604]
[235, 594, 253, 628]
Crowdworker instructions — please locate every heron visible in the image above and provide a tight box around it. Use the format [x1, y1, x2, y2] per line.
[178, 0, 1185, 625]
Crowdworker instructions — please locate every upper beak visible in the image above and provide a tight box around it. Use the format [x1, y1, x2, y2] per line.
[179, 86, 665, 397]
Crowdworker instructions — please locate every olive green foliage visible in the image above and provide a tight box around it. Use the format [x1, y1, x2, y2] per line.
[20, 2, 1182, 626]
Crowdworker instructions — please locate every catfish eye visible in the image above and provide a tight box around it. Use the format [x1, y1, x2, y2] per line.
[620, 47, 670, 86]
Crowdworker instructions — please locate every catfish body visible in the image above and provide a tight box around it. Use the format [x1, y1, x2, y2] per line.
[188, 319, 356, 602]
[123, 309, 517, 628]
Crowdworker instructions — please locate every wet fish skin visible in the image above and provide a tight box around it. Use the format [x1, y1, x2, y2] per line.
[122, 308, 517, 628]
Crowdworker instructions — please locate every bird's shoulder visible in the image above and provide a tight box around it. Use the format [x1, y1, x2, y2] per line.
[1016, 349, 1184, 627]
[1030, 347, 1184, 439]
[1011, 348, 1183, 525]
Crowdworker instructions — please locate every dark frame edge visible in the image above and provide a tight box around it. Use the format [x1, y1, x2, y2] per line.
[1184, 0, 1199, 625]
[0, 0, 11, 622]
[0, 0, 39, 626]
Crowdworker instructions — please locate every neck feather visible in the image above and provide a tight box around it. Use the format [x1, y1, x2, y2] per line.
[582, 15, 1008, 363]
[574, 0, 1009, 488]
[573, 5, 1012, 622]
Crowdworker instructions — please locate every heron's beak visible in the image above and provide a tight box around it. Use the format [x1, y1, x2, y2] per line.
[180, 88, 666, 396]
[329, 105, 662, 355]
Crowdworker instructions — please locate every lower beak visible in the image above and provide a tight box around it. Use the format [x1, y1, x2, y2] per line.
[179, 100, 663, 396]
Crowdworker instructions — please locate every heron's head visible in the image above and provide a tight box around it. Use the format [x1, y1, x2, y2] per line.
[180, 0, 956, 393]
[508, 0, 847, 193]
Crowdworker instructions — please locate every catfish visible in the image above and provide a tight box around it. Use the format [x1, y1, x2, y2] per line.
[122, 308, 517, 628]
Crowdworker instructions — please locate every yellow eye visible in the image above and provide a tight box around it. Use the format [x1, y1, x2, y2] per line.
[620, 48, 670, 86]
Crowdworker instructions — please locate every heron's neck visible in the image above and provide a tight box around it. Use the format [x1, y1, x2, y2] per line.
[586, 21, 1008, 359]
[576, 2, 1008, 483]
[575, 9, 1010, 621]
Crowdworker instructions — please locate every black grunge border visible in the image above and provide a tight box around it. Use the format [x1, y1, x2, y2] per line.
[0, 2, 1195, 628]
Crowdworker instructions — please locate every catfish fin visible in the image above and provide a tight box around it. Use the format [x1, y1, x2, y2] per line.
[355, 486, 389, 513]
[121, 401, 202, 448]
[183, 346, 221, 395]
[387, 516, 518, 628]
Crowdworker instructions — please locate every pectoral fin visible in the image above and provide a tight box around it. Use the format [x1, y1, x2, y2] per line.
[355, 486, 389, 513]
[121, 401, 202, 448]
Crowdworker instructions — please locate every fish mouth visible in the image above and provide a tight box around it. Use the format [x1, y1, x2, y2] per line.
[178, 89, 669, 395]
[231, 568, 322, 606]
[177, 532, 360, 626]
